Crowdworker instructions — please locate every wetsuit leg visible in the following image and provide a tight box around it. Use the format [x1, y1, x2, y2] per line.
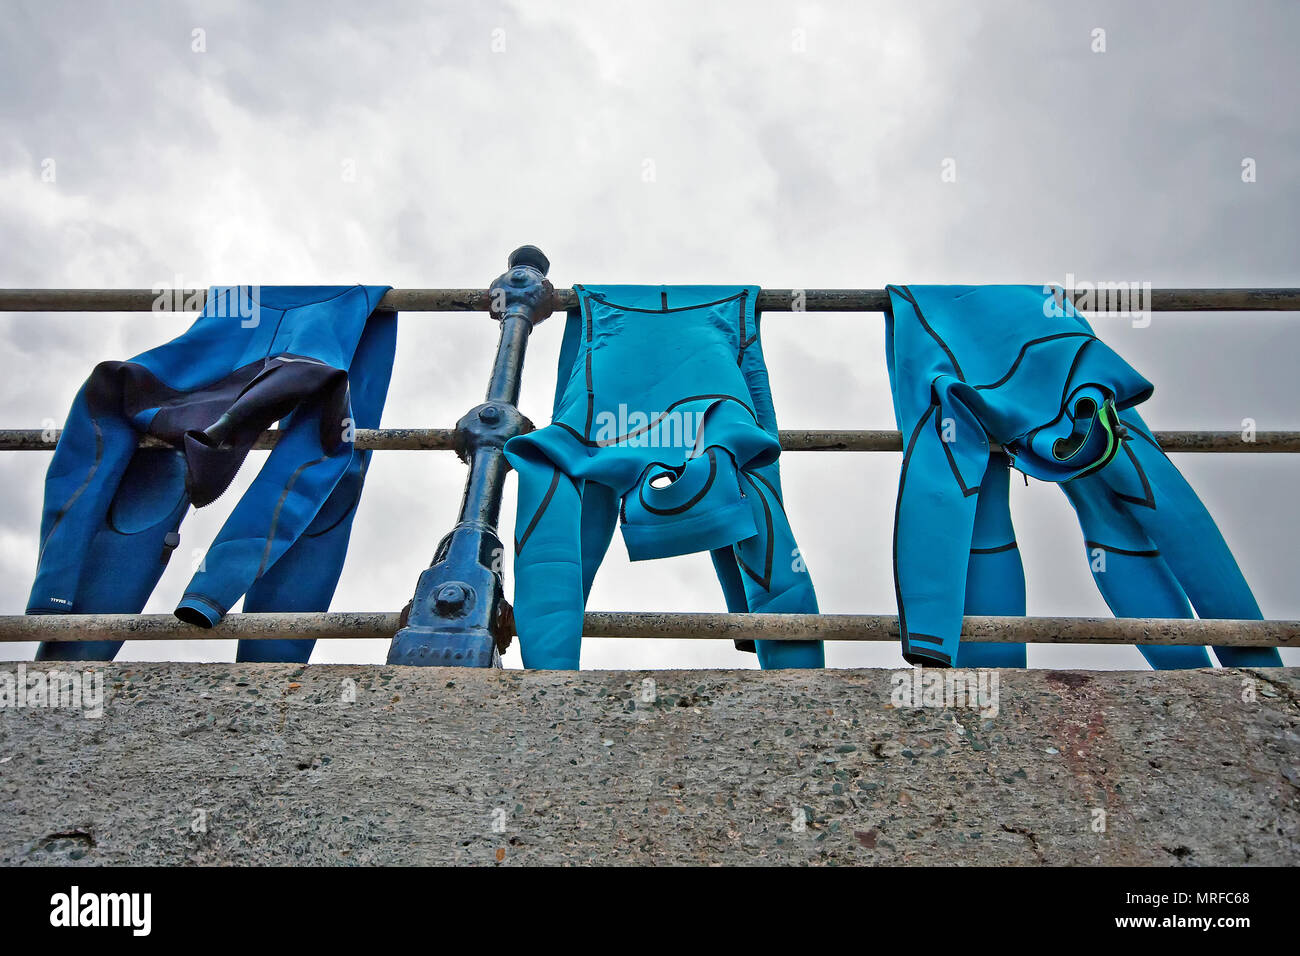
[37, 449, 190, 661]
[577, 480, 619, 604]
[236, 309, 399, 662]
[721, 463, 824, 669]
[28, 367, 140, 617]
[1061, 472, 1212, 669]
[956, 456, 1027, 668]
[235, 455, 374, 663]
[893, 401, 989, 667]
[510, 447, 587, 669]
[729, 311, 822, 669]
[1110, 430, 1281, 667]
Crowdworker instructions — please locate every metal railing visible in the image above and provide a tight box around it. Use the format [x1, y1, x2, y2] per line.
[3, 428, 1300, 454]
[3, 287, 1299, 313]
[3, 248, 1297, 665]
[0, 611, 1295, 647]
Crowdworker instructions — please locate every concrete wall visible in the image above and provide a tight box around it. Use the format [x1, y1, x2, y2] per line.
[1, 663, 1296, 865]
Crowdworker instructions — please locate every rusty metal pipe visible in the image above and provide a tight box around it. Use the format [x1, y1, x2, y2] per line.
[3, 288, 1299, 313]
[2, 428, 1295, 453]
[0, 611, 1294, 647]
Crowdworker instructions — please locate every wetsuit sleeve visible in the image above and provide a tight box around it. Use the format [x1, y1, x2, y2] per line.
[955, 454, 1027, 668]
[894, 398, 990, 666]
[509, 446, 586, 669]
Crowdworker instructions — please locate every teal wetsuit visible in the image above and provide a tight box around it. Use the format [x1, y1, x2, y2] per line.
[886, 285, 1282, 669]
[504, 285, 823, 670]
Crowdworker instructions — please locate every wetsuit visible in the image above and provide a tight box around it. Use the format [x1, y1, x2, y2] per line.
[28, 285, 397, 664]
[504, 285, 823, 670]
[886, 284, 1281, 669]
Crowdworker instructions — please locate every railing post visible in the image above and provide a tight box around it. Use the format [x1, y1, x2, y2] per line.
[386, 246, 555, 666]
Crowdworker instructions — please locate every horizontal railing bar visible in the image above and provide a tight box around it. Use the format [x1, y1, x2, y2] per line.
[2, 288, 1298, 313]
[0, 612, 1295, 647]
[0, 289, 492, 313]
[581, 613, 1299, 646]
[1, 428, 1296, 453]
[777, 429, 1300, 453]
[0, 428, 457, 451]
[0, 612, 401, 642]
[755, 288, 1300, 313]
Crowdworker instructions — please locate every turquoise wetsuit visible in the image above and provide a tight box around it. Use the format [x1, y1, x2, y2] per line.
[29, 286, 397, 664]
[504, 285, 823, 670]
[886, 284, 1282, 669]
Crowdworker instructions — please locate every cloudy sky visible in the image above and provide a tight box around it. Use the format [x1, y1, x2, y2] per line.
[1, 0, 1296, 669]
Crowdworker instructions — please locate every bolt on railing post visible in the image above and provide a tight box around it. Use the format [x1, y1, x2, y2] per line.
[386, 246, 555, 666]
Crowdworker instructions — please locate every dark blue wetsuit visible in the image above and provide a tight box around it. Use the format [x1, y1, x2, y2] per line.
[504, 285, 823, 670]
[885, 284, 1281, 670]
[28, 285, 397, 664]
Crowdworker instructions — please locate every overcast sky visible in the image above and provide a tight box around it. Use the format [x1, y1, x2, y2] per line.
[1, 0, 1296, 669]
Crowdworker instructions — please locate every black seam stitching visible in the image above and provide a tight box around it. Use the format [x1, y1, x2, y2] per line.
[734, 471, 775, 591]
[553, 393, 757, 448]
[1084, 540, 1161, 557]
[39, 415, 106, 562]
[635, 447, 719, 516]
[1112, 441, 1157, 509]
[970, 541, 1018, 554]
[889, 285, 965, 382]
[255, 454, 332, 578]
[934, 401, 983, 497]
[973, 332, 1094, 391]
[893, 403, 938, 645]
[584, 290, 749, 314]
[515, 468, 562, 555]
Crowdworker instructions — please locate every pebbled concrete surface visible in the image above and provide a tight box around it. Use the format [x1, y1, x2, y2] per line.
[0, 663, 1296, 865]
